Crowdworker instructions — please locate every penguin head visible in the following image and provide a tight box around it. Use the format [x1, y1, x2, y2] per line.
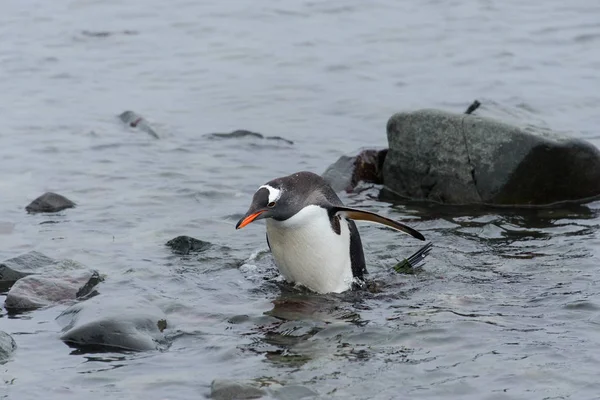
[236, 182, 292, 229]
[236, 172, 334, 229]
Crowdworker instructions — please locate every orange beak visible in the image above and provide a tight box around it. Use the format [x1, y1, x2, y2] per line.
[235, 210, 266, 229]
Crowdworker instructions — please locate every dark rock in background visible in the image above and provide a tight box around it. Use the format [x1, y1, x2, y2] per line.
[166, 236, 212, 255]
[25, 192, 76, 213]
[206, 130, 294, 145]
[81, 30, 138, 38]
[0, 331, 17, 364]
[322, 149, 388, 192]
[383, 109, 600, 206]
[57, 296, 168, 352]
[118, 110, 160, 139]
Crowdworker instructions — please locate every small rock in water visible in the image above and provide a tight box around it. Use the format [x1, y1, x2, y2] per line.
[166, 236, 212, 255]
[118, 110, 160, 139]
[464, 99, 481, 114]
[0, 221, 15, 234]
[0, 331, 17, 364]
[210, 130, 264, 140]
[4, 268, 102, 312]
[81, 30, 138, 38]
[383, 109, 600, 206]
[57, 295, 168, 352]
[272, 385, 319, 399]
[0, 251, 56, 293]
[25, 192, 76, 213]
[322, 149, 388, 192]
[206, 130, 294, 145]
[265, 135, 294, 145]
[210, 379, 266, 400]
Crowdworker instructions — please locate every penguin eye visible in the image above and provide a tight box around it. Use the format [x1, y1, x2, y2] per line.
[267, 201, 276, 208]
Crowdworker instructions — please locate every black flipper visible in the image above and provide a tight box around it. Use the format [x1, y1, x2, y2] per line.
[266, 232, 271, 251]
[347, 220, 367, 279]
[331, 206, 425, 241]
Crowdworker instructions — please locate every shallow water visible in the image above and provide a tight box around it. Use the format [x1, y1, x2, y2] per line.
[2, 0, 600, 399]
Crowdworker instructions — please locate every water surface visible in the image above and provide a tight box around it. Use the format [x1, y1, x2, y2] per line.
[2, 0, 600, 399]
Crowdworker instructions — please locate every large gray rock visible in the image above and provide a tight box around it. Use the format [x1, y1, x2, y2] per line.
[322, 149, 388, 192]
[57, 296, 168, 352]
[25, 192, 76, 213]
[2, 253, 102, 312]
[4, 268, 101, 311]
[0, 251, 55, 293]
[0, 331, 17, 364]
[383, 109, 600, 205]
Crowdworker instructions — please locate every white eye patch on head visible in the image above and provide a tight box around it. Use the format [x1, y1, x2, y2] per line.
[259, 185, 282, 204]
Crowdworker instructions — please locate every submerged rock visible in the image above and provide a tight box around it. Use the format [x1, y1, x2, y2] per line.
[210, 379, 266, 400]
[81, 30, 137, 38]
[0, 331, 16, 364]
[57, 296, 168, 352]
[273, 385, 318, 399]
[383, 109, 600, 206]
[210, 379, 317, 400]
[166, 236, 211, 255]
[206, 130, 294, 145]
[1, 253, 102, 311]
[322, 149, 388, 192]
[0, 251, 55, 293]
[4, 269, 101, 312]
[25, 192, 76, 213]
[118, 110, 160, 139]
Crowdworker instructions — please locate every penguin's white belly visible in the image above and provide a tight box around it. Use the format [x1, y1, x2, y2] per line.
[265, 205, 354, 294]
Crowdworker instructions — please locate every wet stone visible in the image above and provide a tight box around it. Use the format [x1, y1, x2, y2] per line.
[210, 379, 266, 400]
[0, 251, 56, 293]
[383, 109, 600, 206]
[166, 236, 212, 255]
[209, 130, 263, 140]
[206, 130, 294, 145]
[57, 295, 168, 352]
[272, 385, 318, 399]
[81, 30, 138, 38]
[0, 331, 17, 364]
[118, 110, 160, 139]
[4, 269, 102, 312]
[322, 149, 388, 192]
[25, 192, 76, 213]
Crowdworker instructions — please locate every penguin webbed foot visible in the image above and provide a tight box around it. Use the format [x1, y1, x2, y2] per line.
[393, 242, 433, 274]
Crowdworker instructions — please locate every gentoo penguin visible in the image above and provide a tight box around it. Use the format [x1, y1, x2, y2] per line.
[235, 171, 425, 294]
